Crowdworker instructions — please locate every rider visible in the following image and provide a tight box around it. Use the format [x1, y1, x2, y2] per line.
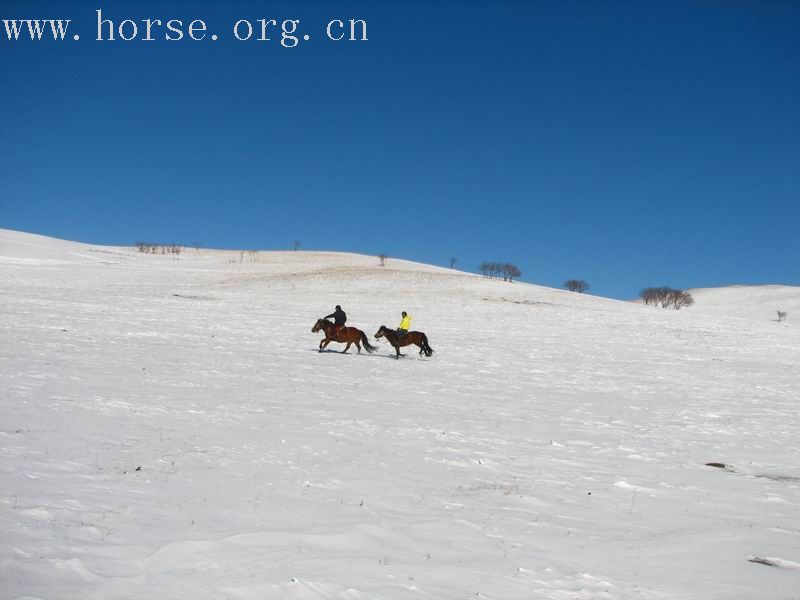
[324, 305, 347, 338]
[396, 311, 411, 337]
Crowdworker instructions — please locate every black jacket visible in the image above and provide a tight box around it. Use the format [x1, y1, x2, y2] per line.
[325, 308, 347, 327]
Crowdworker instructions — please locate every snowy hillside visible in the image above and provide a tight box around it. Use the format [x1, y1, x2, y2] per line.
[1, 229, 799, 600]
[687, 285, 800, 323]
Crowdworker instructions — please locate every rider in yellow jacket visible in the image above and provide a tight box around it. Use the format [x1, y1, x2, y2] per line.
[397, 311, 411, 336]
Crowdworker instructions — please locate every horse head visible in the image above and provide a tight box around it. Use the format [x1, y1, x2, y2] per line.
[311, 318, 328, 333]
[374, 325, 390, 339]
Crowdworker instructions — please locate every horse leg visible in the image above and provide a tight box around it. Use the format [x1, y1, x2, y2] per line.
[319, 338, 326, 352]
[394, 344, 401, 359]
[355, 339, 362, 353]
[321, 338, 332, 351]
[342, 342, 352, 353]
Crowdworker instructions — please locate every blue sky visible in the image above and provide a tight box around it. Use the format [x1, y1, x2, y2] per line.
[1, 1, 798, 299]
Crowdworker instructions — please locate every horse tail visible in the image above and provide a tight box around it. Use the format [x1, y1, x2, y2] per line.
[361, 330, 378, 354]
[422, 334, 434, 357]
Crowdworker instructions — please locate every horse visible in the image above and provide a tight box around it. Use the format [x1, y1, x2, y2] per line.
[374, 325, 434, 359]
[311, 318, 377, 354]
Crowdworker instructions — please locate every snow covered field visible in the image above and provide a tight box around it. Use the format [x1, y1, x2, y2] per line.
[1, 229, 799, 600]
[687, 285, 800, 323]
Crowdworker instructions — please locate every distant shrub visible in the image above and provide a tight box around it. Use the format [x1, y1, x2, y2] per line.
[479, 262, 520, 282]
[136, 242, 155, 253]
[136, 242, 162, 254]
[378, 254, 388, 267]
[777, 310, 787, 322]
[640, 287, 693, 310]
[228, 250, 259, 264]
[135, 243, 182, 258]
[564, 279, 589, 293]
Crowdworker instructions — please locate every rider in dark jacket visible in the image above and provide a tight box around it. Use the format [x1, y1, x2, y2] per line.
[324, 305, 347, 337]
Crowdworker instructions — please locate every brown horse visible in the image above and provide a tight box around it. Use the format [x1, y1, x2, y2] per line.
[374, 325, 434, 359]
[312, 318, 377, 354]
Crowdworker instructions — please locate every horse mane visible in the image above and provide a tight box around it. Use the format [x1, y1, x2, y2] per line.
[320, 318, 334, 326]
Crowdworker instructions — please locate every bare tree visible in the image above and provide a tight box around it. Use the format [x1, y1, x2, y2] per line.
[564, 279, 590, 293]
[640, 286, 674, 307]
[640, 286, 693, 309]
[449, 257, 458, 269]
[658, 287, 676, 308]
[378, 254, 388, 267]
[480, 262, 500, 278]
[670, 290, 694, 310]
[501, 263, 521, 282]
[641, 287, 660, 305]
[480, 261, 520, 281]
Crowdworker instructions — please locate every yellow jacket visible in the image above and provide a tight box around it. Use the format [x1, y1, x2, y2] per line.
[399, 314, 412, 330]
